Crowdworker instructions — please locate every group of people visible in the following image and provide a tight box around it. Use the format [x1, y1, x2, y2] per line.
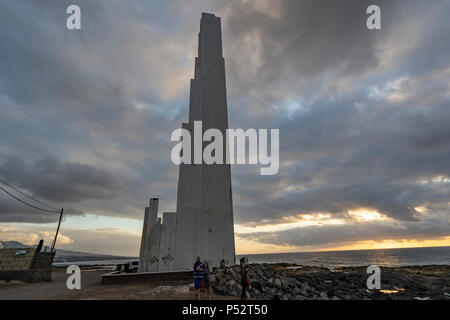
[193, 256, 250, 300]
[193, 256, 212, 299]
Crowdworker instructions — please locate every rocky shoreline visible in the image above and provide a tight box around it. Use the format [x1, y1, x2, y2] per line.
[211, 264, 450, 300]
[1, 264, 449, 300]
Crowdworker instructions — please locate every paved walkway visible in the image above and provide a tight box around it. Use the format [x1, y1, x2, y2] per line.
[0, 268, 236, 300]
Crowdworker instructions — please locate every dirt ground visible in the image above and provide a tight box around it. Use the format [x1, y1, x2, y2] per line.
[0, 268, 237, 300]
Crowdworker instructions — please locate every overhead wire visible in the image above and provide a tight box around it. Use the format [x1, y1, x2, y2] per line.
[0, 178, 59, 210]
[0, 185, 60, 213]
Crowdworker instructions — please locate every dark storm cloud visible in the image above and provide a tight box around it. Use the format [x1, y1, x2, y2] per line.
[224, 0, 381, 102]
[0, 156, 115, 222]
[222, 0, 446, 108]
[0, 0, 449, 249]
[221, 0, 450, 230]
[0, 0, 187, 222]
[231, 84, 450, 224]
[0, 201, 61, 224]
[0, 156, 119, 202]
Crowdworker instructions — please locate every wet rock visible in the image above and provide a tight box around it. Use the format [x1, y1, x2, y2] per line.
[211, 263, 450, 300]
[252, 280, 264, 292]
[265, 269, 275, 279]
[319, 291, 328, 300]
[273, 278, 282, 289]
[286, 277, 297, 288]
[215, 285, 226, 295]
[210, 274, 217, 286]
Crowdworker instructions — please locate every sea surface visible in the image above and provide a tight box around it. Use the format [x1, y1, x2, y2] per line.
[50, 246, 450, 269]
[237, 246, 450, 269]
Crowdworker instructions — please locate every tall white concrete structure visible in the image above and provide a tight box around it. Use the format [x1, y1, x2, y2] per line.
[173, 13, 235, 271]
[138, 13, 235, 272]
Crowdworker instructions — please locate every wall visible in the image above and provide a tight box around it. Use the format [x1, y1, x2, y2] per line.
[0, 248, 34, 271]
[0, 247, 55, 282]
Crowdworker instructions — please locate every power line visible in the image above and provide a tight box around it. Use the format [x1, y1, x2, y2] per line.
[0, 178, 59, 210]
[0, 186, 60, 213]
[0, 178, 64, 253]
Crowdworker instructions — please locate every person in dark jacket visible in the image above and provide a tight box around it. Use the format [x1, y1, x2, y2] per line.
[240, 260, 249, 300]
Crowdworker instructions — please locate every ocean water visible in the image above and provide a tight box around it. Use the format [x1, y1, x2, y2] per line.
[237, 246, 450, 269]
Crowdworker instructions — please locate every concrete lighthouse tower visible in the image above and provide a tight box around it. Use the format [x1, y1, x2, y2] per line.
[173, 13, 236, 270]
[138, 13, 235, 272]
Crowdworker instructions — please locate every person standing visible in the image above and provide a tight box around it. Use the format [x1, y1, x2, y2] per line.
[203, 261, 212, 298]
[240, 260, 250, 300]
[193, 256, 204, 299]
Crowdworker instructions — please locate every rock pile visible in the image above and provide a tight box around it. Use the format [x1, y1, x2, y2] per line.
[211, 264, 450, 300]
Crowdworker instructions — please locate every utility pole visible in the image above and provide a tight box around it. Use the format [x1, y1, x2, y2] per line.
[51, 208, 64, 252]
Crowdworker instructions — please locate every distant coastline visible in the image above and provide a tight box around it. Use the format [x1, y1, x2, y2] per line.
[3, 241, 449, 269]
[52, 246, 450, 269]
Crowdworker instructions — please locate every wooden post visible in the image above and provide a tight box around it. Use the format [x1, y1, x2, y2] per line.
[51, 208, 63, 252]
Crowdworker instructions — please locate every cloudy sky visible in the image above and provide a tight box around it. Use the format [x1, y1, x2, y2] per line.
[1, 0, 449, 256]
